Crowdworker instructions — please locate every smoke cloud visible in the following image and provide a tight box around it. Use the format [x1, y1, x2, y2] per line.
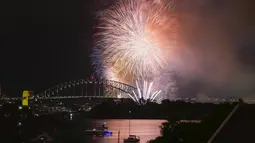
[174, 0, 255, 98]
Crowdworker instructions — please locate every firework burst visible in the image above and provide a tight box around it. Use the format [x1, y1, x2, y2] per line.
[128, 80, 162, 105]
[92, 0, 179, 84]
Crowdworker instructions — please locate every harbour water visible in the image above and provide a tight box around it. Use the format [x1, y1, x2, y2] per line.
[59, 118, 165, 143]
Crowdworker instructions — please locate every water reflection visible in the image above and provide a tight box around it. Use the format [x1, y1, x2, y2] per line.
[82, 119, 165, 143]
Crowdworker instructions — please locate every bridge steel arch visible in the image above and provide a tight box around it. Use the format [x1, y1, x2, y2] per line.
[35, 79, 136, 99]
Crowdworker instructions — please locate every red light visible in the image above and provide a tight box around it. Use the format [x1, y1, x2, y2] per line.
[90, 75, 94, 79]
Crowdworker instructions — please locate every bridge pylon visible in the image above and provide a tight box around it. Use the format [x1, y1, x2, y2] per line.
[22, 90, 30, 107]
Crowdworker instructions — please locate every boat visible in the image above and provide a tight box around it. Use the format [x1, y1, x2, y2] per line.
[84, 129, 112, 136]
[84, 123, 112, 136]
[124, 135, 140, 143]
[123, 113, 140, 142]
[29, 132, 54, 143]
[96, 123, 108, 130]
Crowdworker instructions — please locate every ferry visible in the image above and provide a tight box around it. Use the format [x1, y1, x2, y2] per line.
[84, 124, 112, 136]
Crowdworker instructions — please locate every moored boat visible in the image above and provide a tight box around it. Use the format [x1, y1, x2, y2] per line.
[124, 135, 140, 143]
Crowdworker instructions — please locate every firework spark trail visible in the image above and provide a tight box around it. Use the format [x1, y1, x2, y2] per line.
[129, 80, 162, 104]
[92, 0, 178, 84]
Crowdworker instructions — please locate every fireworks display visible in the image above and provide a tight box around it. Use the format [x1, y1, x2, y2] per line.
[128, 80, 162, 105]
[92, 0, 179, 101]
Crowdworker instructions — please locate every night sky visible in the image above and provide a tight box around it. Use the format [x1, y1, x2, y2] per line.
[0, 0, 255, 98]
[0, 0, 102, 96]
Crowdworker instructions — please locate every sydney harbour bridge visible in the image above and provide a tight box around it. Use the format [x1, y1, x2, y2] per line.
[35, 78, 136, 100]
[0, 77, 140, 113]
[0, 77, 242, 104]
[0, 78, 137, 101]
